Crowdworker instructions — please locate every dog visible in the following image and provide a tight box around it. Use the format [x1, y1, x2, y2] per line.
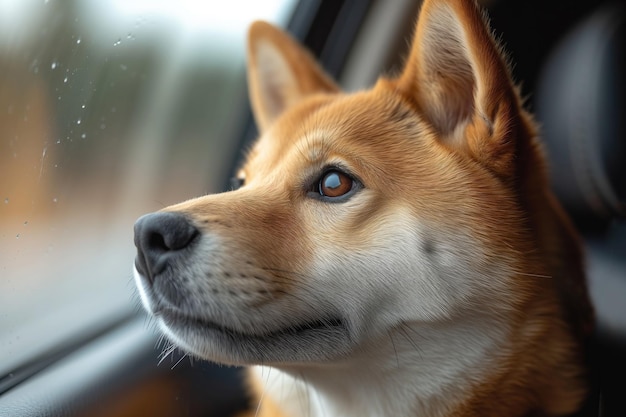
[133, 0, 594, 415]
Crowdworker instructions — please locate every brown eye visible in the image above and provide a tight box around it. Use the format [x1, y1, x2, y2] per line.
[319, 170, 353, 197]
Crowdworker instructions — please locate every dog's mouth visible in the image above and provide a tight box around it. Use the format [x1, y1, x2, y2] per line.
[155, 308, 351, 365]
[158, 308, 344, 339]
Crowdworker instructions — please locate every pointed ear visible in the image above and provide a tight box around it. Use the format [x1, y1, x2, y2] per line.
[398, 0, 522, 176]
[246, 21, 339, 133]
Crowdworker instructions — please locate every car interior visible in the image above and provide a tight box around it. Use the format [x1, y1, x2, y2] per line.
[0, 0, 623, 416]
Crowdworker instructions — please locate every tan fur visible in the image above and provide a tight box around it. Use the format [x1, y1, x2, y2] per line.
[135, 0, 593, 416]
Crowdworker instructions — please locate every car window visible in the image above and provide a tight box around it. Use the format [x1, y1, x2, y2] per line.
[0, 0, 297, 376]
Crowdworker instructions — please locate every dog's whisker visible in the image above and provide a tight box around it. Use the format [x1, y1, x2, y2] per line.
[397, 323, 424, 360]
[170, 352, 188, 370]
[516, 272, 553, 279]
[259, 266, 314, 282]
[157, 347, 171, 362]
[389, 330, 400, 368]
[157, 344, 178, 366]
[255, 367, 273, 417]
[158, 343, 176, 360]
[155, 333, 166, 350]
[295, 371, 313, 417]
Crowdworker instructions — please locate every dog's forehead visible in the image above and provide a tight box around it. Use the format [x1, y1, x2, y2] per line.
[246, 88, 428, 177]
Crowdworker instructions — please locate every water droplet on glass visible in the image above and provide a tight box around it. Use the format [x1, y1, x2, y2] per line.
[23, 221, 28, 225]
[76, 38, 81, 44]
[16, 234, 20, 239]
[51, 62, 57, 69]
[81, 133, 86, 139]
[52, 198, 58, 203]
[76, 119, 81, 125]
[56, 139, 61, 144]
[4, 198, 8, 204]
[63, 77, 68, 83]
[113, 39, 121, 46]
[81, 104, 85, 109]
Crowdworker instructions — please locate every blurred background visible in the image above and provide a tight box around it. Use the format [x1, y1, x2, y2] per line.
[0, 0, 296, 375]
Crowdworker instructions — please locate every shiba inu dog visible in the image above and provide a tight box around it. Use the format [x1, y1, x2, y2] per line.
[133, 0, 594, 415]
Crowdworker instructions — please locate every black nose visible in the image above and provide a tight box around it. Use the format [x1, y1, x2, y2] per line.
[134, 212, 199, 282]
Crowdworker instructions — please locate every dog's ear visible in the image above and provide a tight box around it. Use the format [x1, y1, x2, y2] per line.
[398, 0, 523, 177]
[247, 21, 339, 133]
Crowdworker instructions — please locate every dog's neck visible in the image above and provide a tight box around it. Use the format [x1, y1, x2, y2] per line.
[254, 315, 507, 417]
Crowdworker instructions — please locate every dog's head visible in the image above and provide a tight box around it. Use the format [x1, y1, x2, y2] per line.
[133, 0, 591, 395]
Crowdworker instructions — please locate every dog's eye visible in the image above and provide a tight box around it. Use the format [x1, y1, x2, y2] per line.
[319, 170, 353, 198]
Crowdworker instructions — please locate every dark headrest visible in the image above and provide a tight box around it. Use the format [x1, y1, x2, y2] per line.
[536, 3, 625, 229]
